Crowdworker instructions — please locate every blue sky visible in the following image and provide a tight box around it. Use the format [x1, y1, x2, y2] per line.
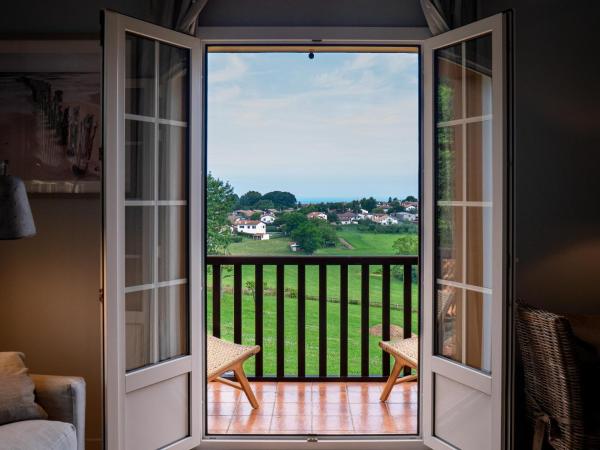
[207, 51, 418, 202]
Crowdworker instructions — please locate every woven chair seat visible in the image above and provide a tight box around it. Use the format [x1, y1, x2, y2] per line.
[380, 336, 419, 367]
[207, 335, 260, 380]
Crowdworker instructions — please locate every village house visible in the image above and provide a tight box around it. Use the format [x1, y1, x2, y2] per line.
[338, 211, 358, 225]
[235, 220, 269, 240]
[378, 202, 391, 212]
[370, 214, 399, 225]
[401, 201, 418, 212]
[260, 214, 276, 224]
[307, 211, 327, 221]
[235, 209, 255, 218]
[393, 211, 418, 222]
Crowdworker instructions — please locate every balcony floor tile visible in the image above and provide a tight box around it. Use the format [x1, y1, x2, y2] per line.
[207, 381, 417, 436]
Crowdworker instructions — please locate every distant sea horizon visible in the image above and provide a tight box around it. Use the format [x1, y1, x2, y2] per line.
[295, 196, 416, 204]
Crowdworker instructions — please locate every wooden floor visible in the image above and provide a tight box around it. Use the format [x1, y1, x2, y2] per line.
[207, 380, 418, 435]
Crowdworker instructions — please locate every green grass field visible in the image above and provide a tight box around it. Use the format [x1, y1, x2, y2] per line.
[226, 228, 406, 257]
[317, 229, 402, 256]
[212, 227, 419, 376]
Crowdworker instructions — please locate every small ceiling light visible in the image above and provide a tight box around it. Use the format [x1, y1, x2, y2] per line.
[308, 51, 314, 60]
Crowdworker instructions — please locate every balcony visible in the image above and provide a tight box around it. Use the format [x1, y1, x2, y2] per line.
[206, 255, 419, 435]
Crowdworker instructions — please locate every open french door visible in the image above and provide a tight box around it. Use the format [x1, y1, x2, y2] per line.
[422, 13, 506, 450]
[103, 11, 203, 450]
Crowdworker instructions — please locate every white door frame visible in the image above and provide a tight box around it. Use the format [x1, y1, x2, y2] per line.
[103, 20, 510, 449]
[196, 26, 429, 450]
[421, 13, 507, 450]
[103, 11, 203, 450]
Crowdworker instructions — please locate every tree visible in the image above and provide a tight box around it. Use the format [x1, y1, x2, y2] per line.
[261, 191, 297, 209]
[393, 234, 418, 255]
[350, 200, 361, 212]
[389, 200, 403, 213]
[403, 195, 418, 203]
[277, 212, 308, 234]
[237, 190, 262, 209]
[245, 280, 256, 300]
[315, 219, 337, 246]
[360, 196, 377, 212]
[327, 211, 339, 223]
[207, 173, 236, 255]
[291, 220, 337, 254]
[250, 212, 261, 220]
[255, 199, 275, 210]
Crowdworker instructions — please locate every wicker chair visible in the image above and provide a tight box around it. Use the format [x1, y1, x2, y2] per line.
[379, 337, 418, 401]
[207, 335, 261, 408]
[515, 303, 600, 450]
[379, 287, 457, 402]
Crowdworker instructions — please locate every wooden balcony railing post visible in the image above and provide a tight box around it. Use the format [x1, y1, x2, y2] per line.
[255, 264, 263, 377]
[212, 264, 221, 338]
[297, 264, 306, 378]
[233, 264, 242, 344]
[361, 264, 370, 377]
[403, 263, 413, 377]
[340, 264, 348, 378]
[276, 264, 285, 378]
[382, 264, 391, 376]
[319, 264, 327, 377]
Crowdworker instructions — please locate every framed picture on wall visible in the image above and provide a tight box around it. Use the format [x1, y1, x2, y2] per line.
[0, 39, 101, 194]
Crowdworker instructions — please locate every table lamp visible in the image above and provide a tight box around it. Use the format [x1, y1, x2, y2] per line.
[0, 160, 36, 239]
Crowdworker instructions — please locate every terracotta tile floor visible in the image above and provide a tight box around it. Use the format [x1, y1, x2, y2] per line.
[207, 381, 418, 435]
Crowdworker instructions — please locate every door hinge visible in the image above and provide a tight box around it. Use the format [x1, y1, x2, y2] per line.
[99, 288, 104, 303]
[307, 435, 318, 443]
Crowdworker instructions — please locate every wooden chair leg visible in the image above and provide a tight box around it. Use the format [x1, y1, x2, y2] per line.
[233, 364, 259, 409]
[381, 357, 403, 401]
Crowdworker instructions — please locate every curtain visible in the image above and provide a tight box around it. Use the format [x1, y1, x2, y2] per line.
[152, 0, 209, 34]
[420, 0, 450, 35]
[420, 0, 479, 35]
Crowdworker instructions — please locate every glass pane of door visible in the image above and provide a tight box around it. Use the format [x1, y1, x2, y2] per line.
[434, 33, 493, 373]
[124, 33, 190, 372]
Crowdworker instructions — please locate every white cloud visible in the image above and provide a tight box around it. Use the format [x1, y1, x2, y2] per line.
[209, 55, 248, 83]
[209, 84, 241, 103]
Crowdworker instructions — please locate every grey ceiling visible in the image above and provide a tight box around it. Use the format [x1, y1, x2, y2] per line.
[0, 0, 426, 34]
[197, 0, 427, 27]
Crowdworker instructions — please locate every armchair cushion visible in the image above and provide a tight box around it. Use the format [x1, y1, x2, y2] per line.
[0, 352, 47, 426]
[0, 419, 77, 450]
[30, 375, 86, 450]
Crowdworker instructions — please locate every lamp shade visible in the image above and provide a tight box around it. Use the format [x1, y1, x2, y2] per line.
[0, 175, 36, 239]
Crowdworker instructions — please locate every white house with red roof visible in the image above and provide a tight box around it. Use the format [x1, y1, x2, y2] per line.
[235, 220, 269, 240]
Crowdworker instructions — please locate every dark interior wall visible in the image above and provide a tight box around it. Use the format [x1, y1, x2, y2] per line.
[474, 0, 600, 314]
[0, 2, 152, 449]
[0, 2, 426, 449]
[0, 0, 152, 34]
[3, 1, 598, 449]
[0, 199, 103, 449]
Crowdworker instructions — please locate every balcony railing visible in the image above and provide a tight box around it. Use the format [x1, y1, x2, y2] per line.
[206, 255, 418, 381]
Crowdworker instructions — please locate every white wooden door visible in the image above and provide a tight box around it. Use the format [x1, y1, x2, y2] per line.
[422, 14, 506, 450]
[103, 10, 203, 450]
